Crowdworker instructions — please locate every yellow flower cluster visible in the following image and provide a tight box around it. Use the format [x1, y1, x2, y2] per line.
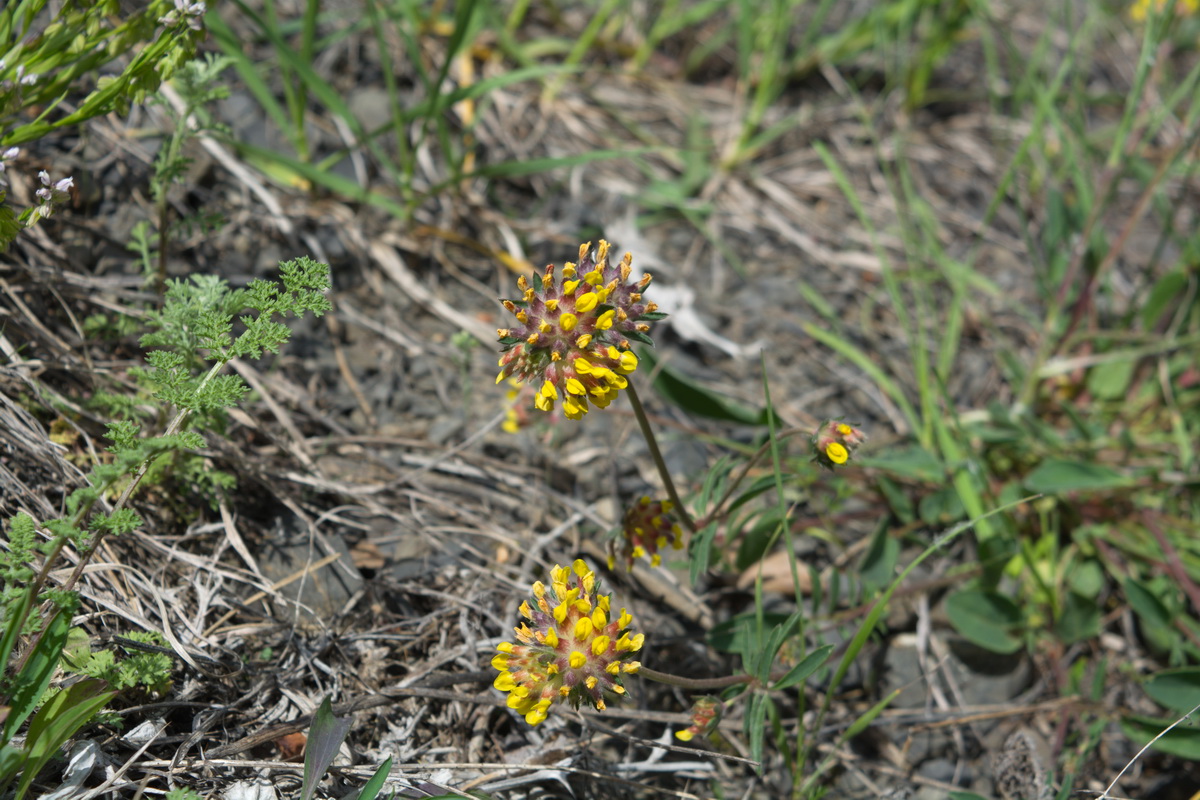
[492, 560, 643, 725]
[1130, 0, 1198, 21]
[495, 241, 665, 421]
[812, 420, 867, 470]
[609, 496, 685, 570]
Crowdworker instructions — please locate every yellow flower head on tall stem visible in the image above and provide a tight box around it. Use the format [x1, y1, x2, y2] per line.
[496, 241, 667, 420]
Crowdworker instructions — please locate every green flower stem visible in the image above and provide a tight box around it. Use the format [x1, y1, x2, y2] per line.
[695, 428, 806, 530]
[624, 380, 697, 534]
[638, 666, 756, 691]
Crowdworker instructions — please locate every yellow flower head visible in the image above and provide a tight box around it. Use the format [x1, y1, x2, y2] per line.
[811, 419, 868, 470]
[609, 496, 686, 571]
[492, 560, 643, 725]
[496, 241, 666, 420]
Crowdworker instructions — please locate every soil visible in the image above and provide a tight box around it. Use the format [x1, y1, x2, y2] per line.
[1, 2, 1195, 799]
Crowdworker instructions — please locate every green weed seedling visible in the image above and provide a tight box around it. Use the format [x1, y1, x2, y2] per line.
[0, 259, 332, 798]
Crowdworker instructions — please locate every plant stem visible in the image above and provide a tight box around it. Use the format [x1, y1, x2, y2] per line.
[624, 380, 697, 533]
[10, 360, 225, 679]
[638, 666, 755, 691]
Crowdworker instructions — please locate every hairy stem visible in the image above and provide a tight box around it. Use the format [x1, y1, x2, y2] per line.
[638, 666, 756, 691]
[624, 380, 697, 533]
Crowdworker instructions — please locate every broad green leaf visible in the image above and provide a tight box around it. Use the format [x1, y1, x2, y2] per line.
[771, 645, 834, 691]
[752, 613, 801, 682]
[1125, 577, 1177, 657]
[858, 522, 898, 594]
[303, 696, 352, 800]
[2, 608, 69, 742]
[1086, 358, 1136, 400]
[1066, 559, 1104, 598]
[858, 446, 945, 483]
[0, 744, 23, 788]
[745, 692, 769, 769]
[735, 508, 785, 571]
[640, 349, 770, 425]
[944, 589, 1024, 654]
[1125, 577, 1173, 629]
[1054, 592, 1100, 645]
[16, 679, 116, 800]
[1121, 715, 1200, 759]
[1144, 668, 1200, 715]
[919, 486, 965, 525]
[1022, 459, 1132, 493]
[877, 476, 915, 523]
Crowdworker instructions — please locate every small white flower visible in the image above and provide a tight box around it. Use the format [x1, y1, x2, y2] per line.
[33, 171, 73, 208]
[160, 0, 206, 29]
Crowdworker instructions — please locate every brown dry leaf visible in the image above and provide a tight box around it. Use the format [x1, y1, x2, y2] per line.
[736, 550, 814, 596]
[274, 732, 306, 762]
[350, 539, 386, 570]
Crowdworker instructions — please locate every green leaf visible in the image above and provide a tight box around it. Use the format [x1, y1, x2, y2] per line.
[1144, 668, 1200, 715]
[688, 520, 720, 584]
[1086, 357, 1136, 400]
[1121, 714, 1200, 759]
[2, 607, 70, 742]
[745, 692, 769, 769]
[877, 476, 915, 523]
[350, 756, 393, 800]
[1125, 577, 1177, 657]
[639, 348, 771, 425]
[735, 508, 785, 571]
[918, 486, 966, 525]
[1125, 577, 1173, 629]
[16, 679, 116, 800]
[1054, 592, 1100, 645]
[1066, 559, 1104, 598]
[857, 446, 945, 483]
[1143, 270, 1188, 329]
[1022, 459, 1132, 493]
[857, 522, 898, 594]
[0, 744, 24, 789]
[948, 793, 991, 800]
[707, 612, 793, 661]
[752, 613, 801, 682]
[771, 645, 834, 691]
[944, 589, 1024, 654]
[302, 696, 352, 800]
[0, 577, 34, 682]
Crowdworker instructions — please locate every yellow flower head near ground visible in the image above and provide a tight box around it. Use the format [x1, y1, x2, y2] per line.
[492, 560, 642, 725]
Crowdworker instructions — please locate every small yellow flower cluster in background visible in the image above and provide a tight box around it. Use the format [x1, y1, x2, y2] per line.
[609, 496, 685, 570]
[1130, 0, 1198, 21]
[676, 695, 723, 742]
[492, 560, 643, 725]
[811, 419, 868, 470]
[495, 240, 666, 421]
